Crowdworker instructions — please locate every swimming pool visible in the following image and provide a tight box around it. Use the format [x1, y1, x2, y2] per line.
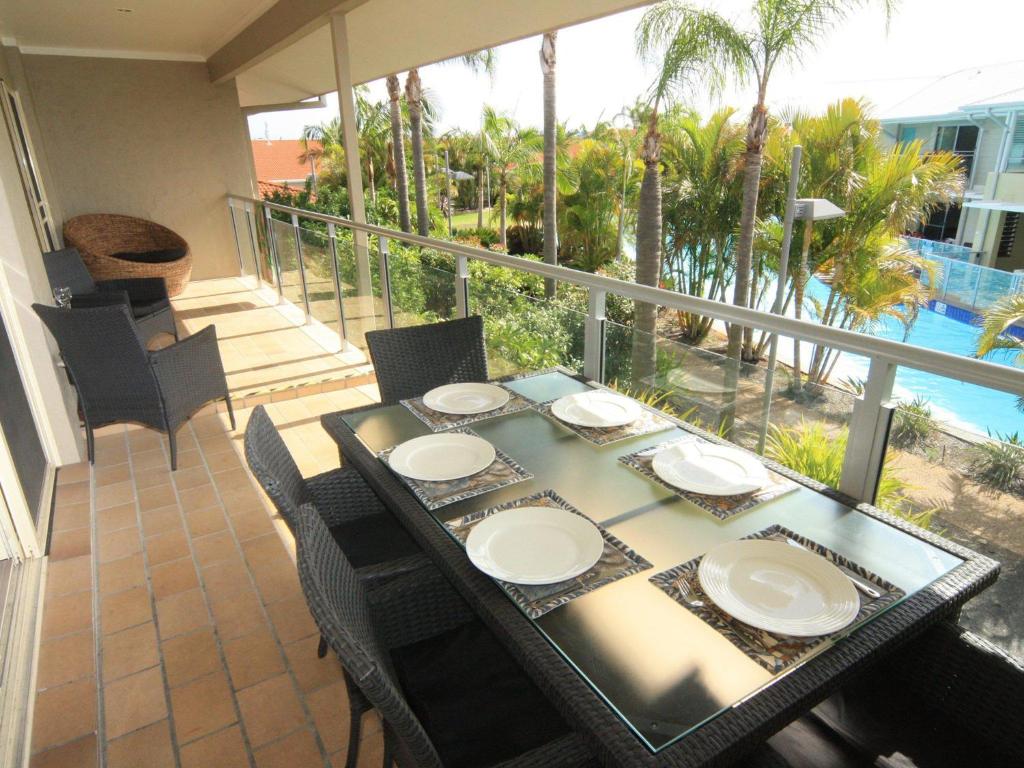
[803, 279, 1024, 437]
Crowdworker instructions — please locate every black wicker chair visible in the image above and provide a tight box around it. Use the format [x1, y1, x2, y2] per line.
[365, 316, 488, 405]
[293, 504, 595, 768]
[34, 302, 233, 470]
[244, 405, 428, 768]
[42, 247, 178, 343]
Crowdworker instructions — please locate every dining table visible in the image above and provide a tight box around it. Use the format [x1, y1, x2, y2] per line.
[320, 367, 999, 768]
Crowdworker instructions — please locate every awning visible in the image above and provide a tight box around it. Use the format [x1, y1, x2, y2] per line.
[963, 200, 1024, 214]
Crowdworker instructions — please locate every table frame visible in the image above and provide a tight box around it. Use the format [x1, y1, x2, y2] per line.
[321, 371, 999, 767]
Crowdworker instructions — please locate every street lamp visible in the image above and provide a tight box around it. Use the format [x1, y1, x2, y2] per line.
[756, 144, 846, 453]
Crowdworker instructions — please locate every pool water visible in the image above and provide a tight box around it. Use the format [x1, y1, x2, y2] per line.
[803, 279, 1024, 437]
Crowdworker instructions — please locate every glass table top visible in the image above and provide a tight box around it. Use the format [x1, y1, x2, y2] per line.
[342, 371, 964, 751]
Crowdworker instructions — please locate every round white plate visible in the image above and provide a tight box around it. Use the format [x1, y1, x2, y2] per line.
[422, 382, 510, 415]
[698, 540, 859, 636]
[550, 390, 641, 428]
[652, 441, 768, 496]
[466, 506, 605, 585]
[388, 433, 496, 482]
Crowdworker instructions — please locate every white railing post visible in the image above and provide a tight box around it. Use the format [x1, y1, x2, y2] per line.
[583, 288, 607, 383]
[228, 202, 246, 276]
[327, 222, 348, 342]
[264, 206, 284, 297]
[244, 204, 262, 286]
[378, 236, 394, 329]
[291, 213, 312, 321]
[840, 358, 897, 503]
[455, 254, 469, 319]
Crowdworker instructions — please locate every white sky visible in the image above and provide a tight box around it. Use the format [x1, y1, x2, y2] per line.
[248, 0, 1024, 141]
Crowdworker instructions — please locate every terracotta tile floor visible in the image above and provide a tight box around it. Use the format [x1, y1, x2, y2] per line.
[30, 279, 388, 767]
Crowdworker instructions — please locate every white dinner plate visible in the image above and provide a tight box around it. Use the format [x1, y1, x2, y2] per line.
[698, 540, 860, 636]
[466, 506, 605, 585]
[550, 390, 641, 428]
[388, 433, 496, 482]
[652, 441, 768, 496]
[422, 382, 510, 415]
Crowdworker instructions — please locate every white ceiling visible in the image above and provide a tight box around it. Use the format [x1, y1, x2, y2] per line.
[0, 0, 279, 59]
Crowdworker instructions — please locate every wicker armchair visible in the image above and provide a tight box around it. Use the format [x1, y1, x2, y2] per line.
[365, 316, 488, 405]
[293, 505, 595, 768]
[63, 213, 192, 297]
[42, 248, 177, 343]
[244, 405, 427, 768]
[33, 302, 233, 469]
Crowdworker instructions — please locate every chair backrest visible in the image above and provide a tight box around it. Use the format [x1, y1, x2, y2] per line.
[33, 303, 164, 429]
[293, 505, 444, 767]
[365, 316, 488, 405]
[42, 248, 97, 296]
[243, 405, 310, 528]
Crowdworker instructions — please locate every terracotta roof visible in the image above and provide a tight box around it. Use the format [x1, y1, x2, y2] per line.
[251, 139, 321, 184]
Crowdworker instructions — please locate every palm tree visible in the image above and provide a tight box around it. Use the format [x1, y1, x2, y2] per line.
[482, 106, 542, 249]
[406, 51, 496, 236]
[637, 0, 894, 365]
[541, 31, 558, 297]
[386, 75, 412, 232]
[976, 295, 1024, 410]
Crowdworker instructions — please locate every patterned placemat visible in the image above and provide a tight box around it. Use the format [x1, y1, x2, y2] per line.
[445, 490, 653, 619]
[401, 385, 532, 431]
[649, 525, 905, 673]
[380, 429, 532, 510]
[537, 398, 676, 446]
[619, 437, 798, 520]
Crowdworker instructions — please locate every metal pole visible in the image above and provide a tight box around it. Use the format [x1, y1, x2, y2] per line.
[757, 145, 802, 454]
[291, 213, 312, 321]
[840, 358, 897, 503]
[327, 222, 348, 343]
[228, 202, 246, 276]
[583, 288, 608, 383]
[244, 205, 262, 287]
[378, 236, 395, 329]
[264, 206, 284, 297]
[454, 254, 469, 318]
[445, 149, 453, 237]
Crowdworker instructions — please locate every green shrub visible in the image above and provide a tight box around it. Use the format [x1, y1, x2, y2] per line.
[890, 396, 934, 449]
[968, 431, 1024, 492]
[766, 421, 934, 529]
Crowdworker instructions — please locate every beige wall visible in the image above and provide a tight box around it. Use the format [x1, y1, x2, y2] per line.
[20, 55, 256, 280]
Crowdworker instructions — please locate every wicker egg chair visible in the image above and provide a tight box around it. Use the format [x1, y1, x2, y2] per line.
[63, 214, 192, 297]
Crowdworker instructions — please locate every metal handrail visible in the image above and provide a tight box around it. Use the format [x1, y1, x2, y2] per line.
[229, 195, 1024, 397]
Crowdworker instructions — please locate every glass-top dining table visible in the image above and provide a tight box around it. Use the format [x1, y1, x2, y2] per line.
[321, 368, 998, 766]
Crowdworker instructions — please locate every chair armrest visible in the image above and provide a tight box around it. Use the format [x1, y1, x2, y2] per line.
[493, 734, 595, 768]
[149, 325, 229, 429]
[70, 290, 130, 309]
[97, 277, 169, 304]
[369, 565, 476, 649]
[306, 466, 387, 527]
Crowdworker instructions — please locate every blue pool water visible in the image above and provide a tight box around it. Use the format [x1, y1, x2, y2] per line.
[803, 279, 1024, 437]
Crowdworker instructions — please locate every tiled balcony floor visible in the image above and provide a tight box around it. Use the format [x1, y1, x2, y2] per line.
[30, 279, 390, 767]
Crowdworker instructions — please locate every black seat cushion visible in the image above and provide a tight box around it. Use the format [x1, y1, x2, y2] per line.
[392, 621, 570, 768]
[130, 297, 172, 319]
[112, 247, 186, 264]
[329, 512, 420, 569]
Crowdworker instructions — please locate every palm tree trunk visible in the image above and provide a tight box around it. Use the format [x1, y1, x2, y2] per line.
[368, 157, 377, 206]
[386, 75, 411, 233]
[631, 111, 662, 386]
[541, 31, 558, 298]
[499, 178, 508, 248]
[405, 68, 429, 236]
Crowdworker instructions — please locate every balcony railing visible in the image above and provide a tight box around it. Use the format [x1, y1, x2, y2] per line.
[226, 195, 1024, 511]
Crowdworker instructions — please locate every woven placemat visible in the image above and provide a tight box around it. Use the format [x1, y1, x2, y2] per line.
[380, 428, 531, 510]
[537, 398, 676, 446]
[619, 437, 797, 520]
[445, 490, 652, 619]
[649, 525, 905, 673]
[400, 385, 532, 432]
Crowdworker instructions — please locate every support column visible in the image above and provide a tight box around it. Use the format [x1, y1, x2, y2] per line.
[330, 13, 373, 307]
[839, 358, 897, 504]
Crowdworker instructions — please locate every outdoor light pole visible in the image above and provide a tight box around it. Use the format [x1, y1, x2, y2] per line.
[756, 146, 846, 454]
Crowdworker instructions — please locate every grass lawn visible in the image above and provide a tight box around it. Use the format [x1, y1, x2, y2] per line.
[449, 208, 493, 231]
